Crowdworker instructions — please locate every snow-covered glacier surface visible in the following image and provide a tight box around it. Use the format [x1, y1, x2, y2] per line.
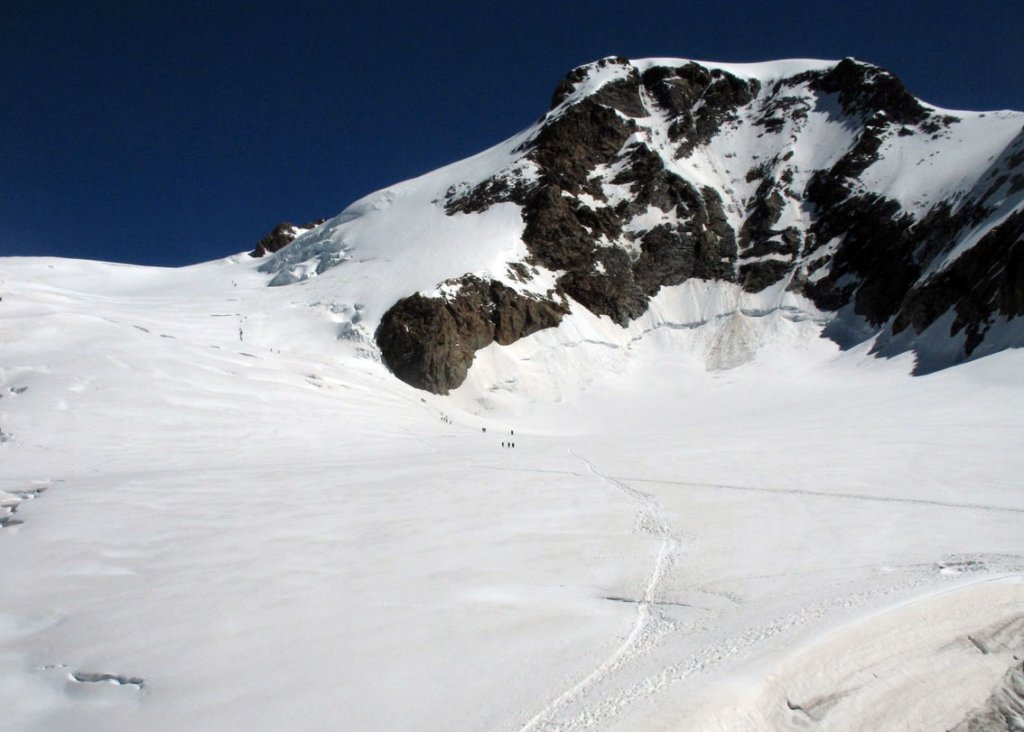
[1, 251, 1022, 732]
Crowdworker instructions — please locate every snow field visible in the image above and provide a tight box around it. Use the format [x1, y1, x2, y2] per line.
[2, 253, 1023, 730]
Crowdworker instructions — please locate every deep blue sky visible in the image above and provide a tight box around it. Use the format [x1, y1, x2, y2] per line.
[3, 1, 1023, 266]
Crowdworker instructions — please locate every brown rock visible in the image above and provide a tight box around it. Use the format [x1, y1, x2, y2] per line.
[250, 219, 326, 258]
[376, 277, 567, 393]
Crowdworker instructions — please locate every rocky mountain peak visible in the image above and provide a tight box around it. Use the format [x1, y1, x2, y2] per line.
[263, 57, 1024, 394]
[808, 57, 928, 124]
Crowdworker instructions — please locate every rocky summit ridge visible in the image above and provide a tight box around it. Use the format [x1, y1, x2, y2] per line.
[259, 56, 1024, 394]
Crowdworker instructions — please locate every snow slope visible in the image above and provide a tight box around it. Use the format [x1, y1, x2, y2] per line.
[2, 249, 1023, 731]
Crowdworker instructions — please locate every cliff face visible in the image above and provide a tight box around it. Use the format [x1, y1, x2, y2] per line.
[261, 56, 1024, 393]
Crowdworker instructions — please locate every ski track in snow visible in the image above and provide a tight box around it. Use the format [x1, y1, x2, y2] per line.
[492, 458, 1024, 730]
[473, 465, 1024, 514]
[514, 451, 681, 732]
[620, 476, 1024, 514]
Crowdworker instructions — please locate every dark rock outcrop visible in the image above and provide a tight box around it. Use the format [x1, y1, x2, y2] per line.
[446, 73, 741, 328]
[807, 57, 928, 125]
[250, 220, 326, 258]
[641, 63, 759, 157]
[892, 208, 1024, 356]
[375, 277, 567, 394]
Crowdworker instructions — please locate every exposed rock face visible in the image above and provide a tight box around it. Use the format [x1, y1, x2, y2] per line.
[640, 62, 760, 157]
[893, 209, 1024, 356]
[375, 277, 567, 394]
[250, 220, 326, 258]
[444, 58, 744, 326]
[371, 55, 1024, 393]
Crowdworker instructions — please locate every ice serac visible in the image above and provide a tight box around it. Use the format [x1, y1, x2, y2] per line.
[265, 55, 1024, 393]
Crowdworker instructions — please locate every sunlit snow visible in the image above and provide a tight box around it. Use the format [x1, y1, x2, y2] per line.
[1, 249, 1022, 731]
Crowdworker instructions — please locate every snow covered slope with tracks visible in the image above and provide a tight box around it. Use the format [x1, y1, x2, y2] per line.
[2, 249, 1023, 731]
